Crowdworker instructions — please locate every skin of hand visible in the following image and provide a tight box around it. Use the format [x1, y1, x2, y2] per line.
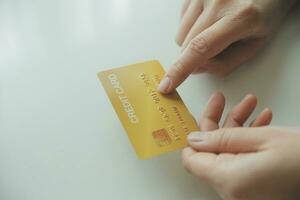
[182, 92, 300, 200]
[158, 0, 297, 94]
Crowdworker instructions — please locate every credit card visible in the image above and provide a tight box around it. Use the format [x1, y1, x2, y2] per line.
[98, 60, 199, 159]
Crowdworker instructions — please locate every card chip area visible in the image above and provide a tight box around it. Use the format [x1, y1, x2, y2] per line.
[152, 129, 172, 147]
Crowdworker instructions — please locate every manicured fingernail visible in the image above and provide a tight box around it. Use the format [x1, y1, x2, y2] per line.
[158, 76, 172, 93]
[188, 132, 208, 142]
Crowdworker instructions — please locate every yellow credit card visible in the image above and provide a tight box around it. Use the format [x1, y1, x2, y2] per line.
[98, 60, 199, 159]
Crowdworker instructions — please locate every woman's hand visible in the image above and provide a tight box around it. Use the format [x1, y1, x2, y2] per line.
[182, 92, 300, 200]
[158, 0, 296, 94]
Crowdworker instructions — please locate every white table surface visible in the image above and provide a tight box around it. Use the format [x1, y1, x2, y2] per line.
[1, 1, 300, 200]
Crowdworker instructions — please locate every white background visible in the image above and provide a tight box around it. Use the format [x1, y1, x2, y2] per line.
[0, 1, 300, 200]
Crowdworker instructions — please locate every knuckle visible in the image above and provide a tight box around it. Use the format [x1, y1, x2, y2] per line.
[215, 128, 231, 152]
[230, 111, 244, 126]
[189, 36, 209, 56]
[237, 1, 260, 19]
[232, 2, 261, 29]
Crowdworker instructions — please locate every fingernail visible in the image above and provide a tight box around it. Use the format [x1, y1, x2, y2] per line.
[244, 94, 255, 100]
[188, 132, 208, 142]
[207, 93, 216, 103]
[262, 107, 271, 113]
[158, 76, 172, 94]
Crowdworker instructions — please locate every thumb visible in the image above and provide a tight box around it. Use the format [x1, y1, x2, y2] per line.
[187, 127, 269, 153]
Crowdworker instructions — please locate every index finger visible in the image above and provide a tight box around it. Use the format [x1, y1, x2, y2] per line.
[158, 16, 247, 94]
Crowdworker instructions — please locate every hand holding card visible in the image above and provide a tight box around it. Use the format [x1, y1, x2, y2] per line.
[98, 60, 199, 159]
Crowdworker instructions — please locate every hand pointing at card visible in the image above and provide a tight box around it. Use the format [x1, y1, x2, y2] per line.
[158, 0, 296, 93]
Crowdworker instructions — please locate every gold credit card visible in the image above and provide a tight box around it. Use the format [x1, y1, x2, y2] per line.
[98, 60, 199, 159]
